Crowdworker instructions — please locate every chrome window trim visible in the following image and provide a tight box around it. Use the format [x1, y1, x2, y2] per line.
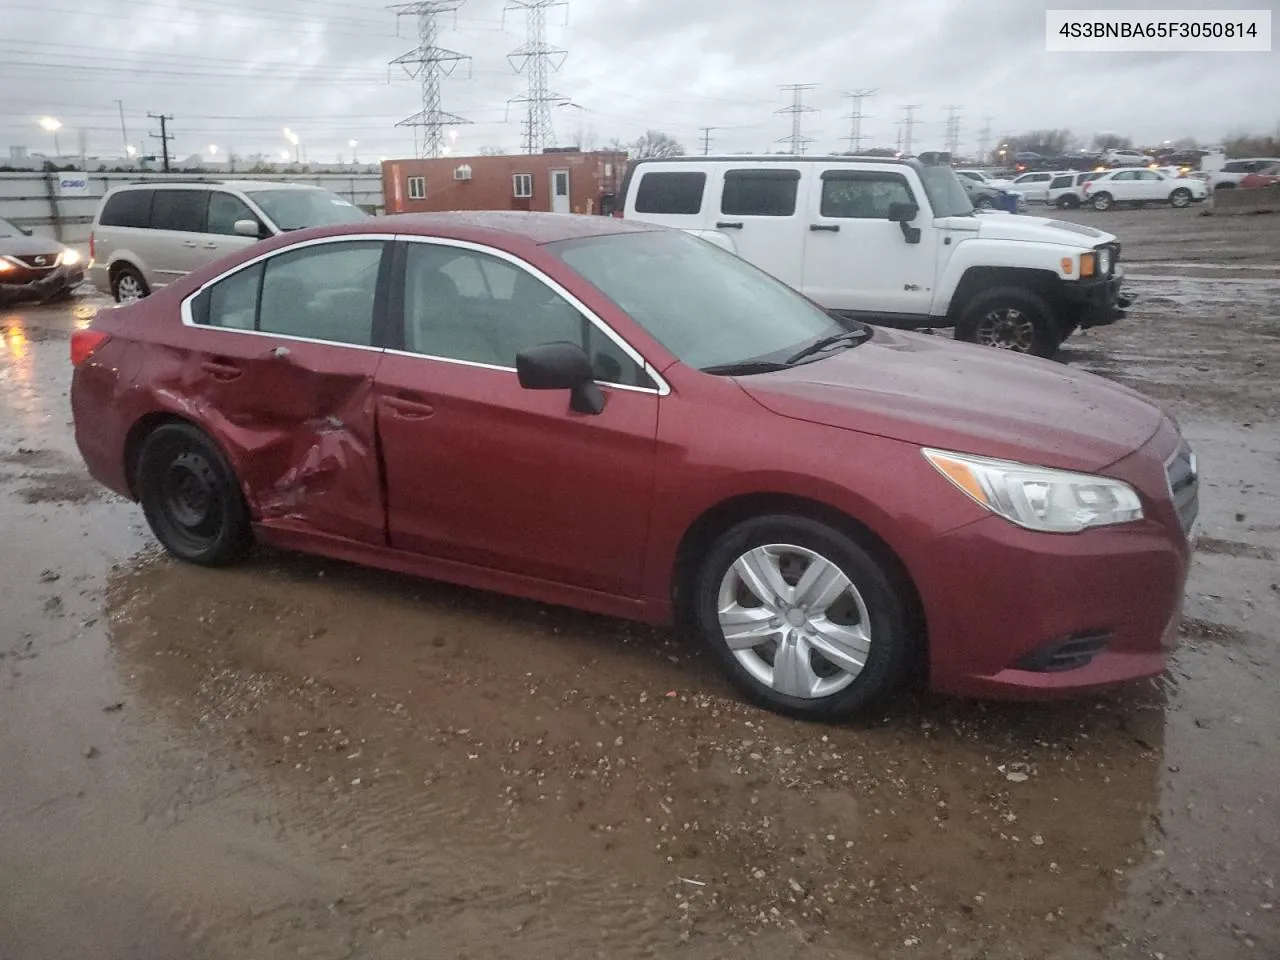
[397, 234, 670, 396]
[177, 231, 671, 396]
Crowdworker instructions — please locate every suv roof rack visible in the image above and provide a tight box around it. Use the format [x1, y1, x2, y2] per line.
[125, 178, 226, 185]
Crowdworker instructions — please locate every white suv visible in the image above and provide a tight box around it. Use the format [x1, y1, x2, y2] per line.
[1082, 168, 1209, 211]
[620, 155, 1128, 358]
[88, 180, 369, 302]
[1047, 171, 1104, 209]
[1209, 158, 1280, 191]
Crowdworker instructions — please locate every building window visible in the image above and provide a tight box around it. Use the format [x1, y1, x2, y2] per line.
[407, 176, 426, 200]
[513, 173, 533, 199]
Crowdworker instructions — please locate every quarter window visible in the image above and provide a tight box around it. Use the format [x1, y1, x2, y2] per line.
[199, 263, 262, 330]
[401, 243, 652, 388]
[513, 173, 533, 199]
[720, 170, 800, 217]
[150, 190, 207, 233]
[407, 176, 426, 200]
[634, 171, 706, 214]
[820, 172, 915, 219]
[260, 241, 384, 345]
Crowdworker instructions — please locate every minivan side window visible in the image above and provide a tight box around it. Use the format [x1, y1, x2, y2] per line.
[207, 192, 260, 236]
[720, 170, 801, 217]
[820, 172, 915, 219]
[634, 171, 706, 214]
[99, 189, 153, 228]
[151, 190, 208, 233]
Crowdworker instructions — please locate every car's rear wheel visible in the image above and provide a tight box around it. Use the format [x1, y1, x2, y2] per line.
[1170, 188, 1192, 208]
[112, 264, 149, 303]
[974, 196, 993, 209]
[1091, 191, 1114, 211]
[693, 516, 912, 720]
[136, 423, 252, 566]
[956, 286, 1058, 358]
[1055, 195, 1073, 209]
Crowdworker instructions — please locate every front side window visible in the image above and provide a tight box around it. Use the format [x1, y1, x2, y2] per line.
[820, 172, 915, 219]
[634, 171, 706, 214]
[407, 176, 426, 201]
[207, 192, 258, 236]
[151, 190, 207, 233]
[401, 243, 651, 387]
[551, 230, 850, 372]
[720, 170, 800, 217]
[251, 188, 369, 230]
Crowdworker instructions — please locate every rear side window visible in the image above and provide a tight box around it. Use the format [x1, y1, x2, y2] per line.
[634, 171, 706, 214]
[259, 241, 383, 346]
[1050, 175, 1073, 189]
[99, 189, 152, 228]
[151, 190, 208, 233]
[721, 170, 800, 217]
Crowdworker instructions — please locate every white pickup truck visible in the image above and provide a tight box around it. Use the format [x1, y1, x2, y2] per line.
[619, 156, 1129, 358]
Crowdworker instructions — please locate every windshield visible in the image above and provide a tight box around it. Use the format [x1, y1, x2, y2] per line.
[919, 165, 973, 217]
[549, 230, 852, 372]
[250, 188, 370, 231]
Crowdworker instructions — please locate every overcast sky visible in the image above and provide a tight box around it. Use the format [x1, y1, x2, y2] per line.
[1, 0, 1276, 162]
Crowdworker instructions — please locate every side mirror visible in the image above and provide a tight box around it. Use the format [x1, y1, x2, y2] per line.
[887, 201, 919, 223]
[516, 341, 605, 415]
[19, 224, 33, 236]
[233, 218, 263, 238]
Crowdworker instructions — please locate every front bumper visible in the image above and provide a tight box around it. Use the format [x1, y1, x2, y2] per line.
[1064, 270, 1128, 328]
[918, 419, 1193, 700]
[0, 264, 85, 306]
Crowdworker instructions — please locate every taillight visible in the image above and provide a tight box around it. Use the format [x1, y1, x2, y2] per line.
[89, 231, 95, 261]
[71, 329, 110, 367]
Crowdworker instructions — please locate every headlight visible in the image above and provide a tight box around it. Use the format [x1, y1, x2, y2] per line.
[923, 448, 1143, 533]
[59, 249, 81, 266]
[1098, 247, 1112, 274]
[0, 258, 15, 273]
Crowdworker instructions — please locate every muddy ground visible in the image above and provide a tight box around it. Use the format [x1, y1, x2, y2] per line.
[1, 207, 1276, 960]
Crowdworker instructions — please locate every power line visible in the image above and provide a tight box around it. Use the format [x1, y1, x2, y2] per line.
[504, 0, 569, 154]
[147, 112, 174, 171]
[389, 0, 472, 160]
[699, 126, 721, 155]
[776, 83, 817, 156]
[900, 103, 920, 156]
[943, 103, 962, 156]
[842, 88, 876, 154]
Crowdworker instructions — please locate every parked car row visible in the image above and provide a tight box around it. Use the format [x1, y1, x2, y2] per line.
[0, 216, 85, 306]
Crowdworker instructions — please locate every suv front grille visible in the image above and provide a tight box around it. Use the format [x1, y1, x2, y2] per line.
[1165, 441, 1199, 536]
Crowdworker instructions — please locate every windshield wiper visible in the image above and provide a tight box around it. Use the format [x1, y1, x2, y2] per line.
[784, 329, 871, 365]
[701, 359, 791, 376]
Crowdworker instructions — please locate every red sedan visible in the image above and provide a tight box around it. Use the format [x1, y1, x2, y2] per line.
[69, 213, 1198, 719]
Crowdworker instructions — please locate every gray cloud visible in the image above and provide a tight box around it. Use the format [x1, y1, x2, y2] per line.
[1, 0, 1276, 163]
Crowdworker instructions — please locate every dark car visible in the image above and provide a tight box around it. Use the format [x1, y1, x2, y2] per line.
[69, 213, 1198, 720]
[958, 175, 1018, 212]
[0, 217, 85, 306]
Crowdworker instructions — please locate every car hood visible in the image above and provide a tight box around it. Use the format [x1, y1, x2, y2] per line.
[970, 214, 1116, 246]
[0, 233, 65, 257]
[737, 328, 1164, 471]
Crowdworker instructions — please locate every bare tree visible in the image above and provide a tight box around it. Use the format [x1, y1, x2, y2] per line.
[631, 130, 686, 159]
[1092, 132, 1134, 151]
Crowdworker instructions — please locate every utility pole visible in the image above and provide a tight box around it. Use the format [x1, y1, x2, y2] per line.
[943, 103, 962, 157]
[977, 115, 993, 165]
[776, 83, 817, 155]
[389, 0, 472, 159]
[700, 126, 720, 156]
[505, 0, 569, 155]
[842, 88, 876, 154]
[900, 104, 920, 156]
[147, 112, 174, 172]
[115, 99, 129, 156]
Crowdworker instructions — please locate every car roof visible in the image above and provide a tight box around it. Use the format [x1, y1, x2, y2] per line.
[284, 211, 662, 248]
[632, 154, 919, 168]
[110, 180, 324, 192]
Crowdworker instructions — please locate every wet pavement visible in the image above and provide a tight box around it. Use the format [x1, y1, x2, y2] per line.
[1, 207, 1277, 959]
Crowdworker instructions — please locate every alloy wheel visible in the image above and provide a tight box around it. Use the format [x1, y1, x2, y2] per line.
[116, 273, 144, 302]
[716, 543, 871, 700]
[974, 307, 1036, 352]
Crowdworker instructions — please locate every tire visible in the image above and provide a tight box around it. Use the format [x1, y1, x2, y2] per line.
[1170, 188, 1192, 208]
[1055, 195, 1072, 209]
[692, 515, 912, 720]
[111, 263, 149, 303]
[955, 286, 1059, 358]
[974, 196, 992, 210]
[1091, 192, 1114, 211]
[135, 423, 253, 567]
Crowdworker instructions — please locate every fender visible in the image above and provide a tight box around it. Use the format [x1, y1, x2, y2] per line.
[933, 238, 1082, 316]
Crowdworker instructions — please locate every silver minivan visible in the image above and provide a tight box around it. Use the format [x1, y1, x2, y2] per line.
[88, 181, 369, 302]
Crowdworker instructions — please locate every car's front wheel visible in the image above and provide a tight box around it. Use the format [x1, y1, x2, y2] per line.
[136, 422, 253, 566]
[1170, 188, 1192, 208]
[955, 286, 1059, 358]
[693, 516, 913, 719]
[1091, 191, 1115, 211]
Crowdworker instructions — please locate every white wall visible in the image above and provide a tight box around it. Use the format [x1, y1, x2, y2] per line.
[0, 171, 385, 243]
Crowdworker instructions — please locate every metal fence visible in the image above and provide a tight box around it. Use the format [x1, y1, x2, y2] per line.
[0, 172, 386, 244]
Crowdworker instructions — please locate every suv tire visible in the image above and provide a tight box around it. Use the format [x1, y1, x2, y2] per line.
[692, 515, 912, 720]
[1170, 188, 1192, 208]
[955, 286, 1059, 358]
[111, 264, 150, 303]
[1091, 191, 1115, 211]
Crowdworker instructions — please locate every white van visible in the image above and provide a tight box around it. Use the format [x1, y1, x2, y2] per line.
[620, 156, 1128, 357]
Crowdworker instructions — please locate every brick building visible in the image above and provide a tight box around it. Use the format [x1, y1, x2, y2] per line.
[382, 150, 627, 217]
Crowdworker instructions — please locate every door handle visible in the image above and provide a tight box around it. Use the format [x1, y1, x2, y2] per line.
[200, 360, 242, 381]
[715, 221, 744, 229]
[203, 243, 219, 250]
[809, 223, 840, 232]
[182, 240, 198, 248]
[382, 395, 435, 419]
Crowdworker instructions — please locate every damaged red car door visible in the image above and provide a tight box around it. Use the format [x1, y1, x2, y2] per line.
[184, 237, 390, 544]
[374, 239, 659, 596]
